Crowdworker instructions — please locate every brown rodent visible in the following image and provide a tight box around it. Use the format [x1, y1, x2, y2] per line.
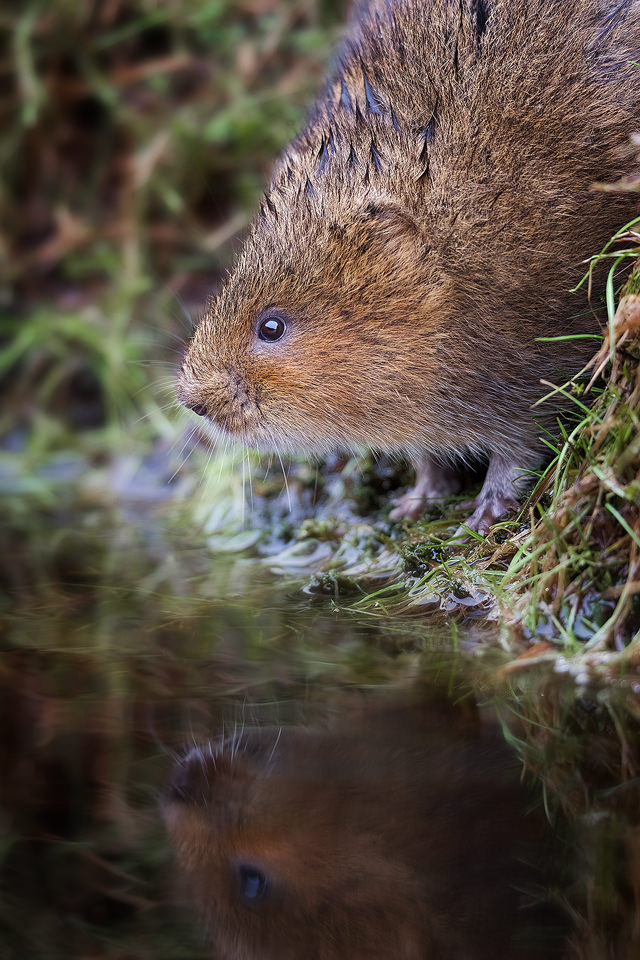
[178, 0, 640, 532]
[163, 700, 565, 959]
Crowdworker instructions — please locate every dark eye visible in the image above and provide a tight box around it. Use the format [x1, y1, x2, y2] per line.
[258, 316, 286, 342]
[237, 865, 269, 905]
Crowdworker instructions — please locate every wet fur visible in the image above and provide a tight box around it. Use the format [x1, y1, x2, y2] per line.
[179, 0, 640, 529]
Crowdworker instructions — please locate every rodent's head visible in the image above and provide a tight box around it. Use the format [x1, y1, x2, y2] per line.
[162, 728, 433, 960]
[163, 705, 554, 960]
[178, 181, 449, 456]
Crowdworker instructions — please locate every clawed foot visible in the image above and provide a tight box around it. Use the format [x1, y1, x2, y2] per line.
[453, 494, 520, 539]
[390, 449, 534, 536]
[389, 489, 429, 522]
[389, 454, 462, 522]
[450, 448, 535, 538]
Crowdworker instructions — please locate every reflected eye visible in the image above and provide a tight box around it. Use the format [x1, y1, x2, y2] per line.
[258, 316, 286, 342]
[237, 865, 269, 904]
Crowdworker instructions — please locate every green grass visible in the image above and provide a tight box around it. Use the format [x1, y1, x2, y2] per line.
[490, 235, 640, 654]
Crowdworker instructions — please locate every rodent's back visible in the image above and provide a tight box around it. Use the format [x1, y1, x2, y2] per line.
[298, 0, 639, 312]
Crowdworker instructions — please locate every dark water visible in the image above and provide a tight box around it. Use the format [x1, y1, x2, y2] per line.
[1, 500, 639, 959]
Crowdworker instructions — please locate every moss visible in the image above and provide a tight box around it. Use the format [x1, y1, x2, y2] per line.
[401, 542, 449, 576]
[304, 570, 362, 598]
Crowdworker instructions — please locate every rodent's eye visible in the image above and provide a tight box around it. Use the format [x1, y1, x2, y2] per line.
[258, 315, 286, 342]
[237, 865, 269, 905]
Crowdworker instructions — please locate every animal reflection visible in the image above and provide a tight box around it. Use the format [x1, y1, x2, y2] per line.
[164, 699, 564, 959]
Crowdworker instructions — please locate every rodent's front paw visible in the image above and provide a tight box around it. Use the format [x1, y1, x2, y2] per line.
[454, 495, 520, 539]
[390, 457, 463, 521]
[389, 490, 427, 522]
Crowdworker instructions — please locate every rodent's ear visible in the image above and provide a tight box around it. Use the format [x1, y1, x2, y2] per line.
[349, 200, 430, 259]
[358, 201, 416, 228]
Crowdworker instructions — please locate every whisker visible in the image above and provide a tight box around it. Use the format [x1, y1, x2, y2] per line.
[267, 728, 282, 768]
[196, 425, 220, 502]
[167, 423, 200, 483]
[274, 442, 292, 512]
[241, 434, 247, 524]
[133, 398, 182, 425]
[164, 284, 198, 334]
[244, 437, 254, 513]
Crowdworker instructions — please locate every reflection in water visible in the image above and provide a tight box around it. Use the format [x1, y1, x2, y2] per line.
[497, 675, 640, 960]
[164, 694, 567, 959]
[1, 505, 639, 958]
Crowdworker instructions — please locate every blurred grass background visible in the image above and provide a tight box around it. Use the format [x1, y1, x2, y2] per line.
[1, 0, 346, 519]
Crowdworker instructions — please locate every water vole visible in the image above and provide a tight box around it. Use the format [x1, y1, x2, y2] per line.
[178, 0, 640, 531]
[163, 702, 563, 959]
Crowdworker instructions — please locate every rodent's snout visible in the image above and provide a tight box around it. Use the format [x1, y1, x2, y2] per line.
[177, 361, 262, 437]
[183, 399, 208, 418]
[175, 373, 208, 419]
[166, 745, 215, 806]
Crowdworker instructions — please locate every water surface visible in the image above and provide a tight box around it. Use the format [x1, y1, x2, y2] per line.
[1, 499, 638, 959]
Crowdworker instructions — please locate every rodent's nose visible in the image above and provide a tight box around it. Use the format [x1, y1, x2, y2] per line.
[184, 400, 209, 418]
[167, 747, 213, 804]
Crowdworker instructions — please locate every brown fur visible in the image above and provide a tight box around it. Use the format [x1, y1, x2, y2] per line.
[163, 701, 563, 959]
[178, 0, 640, 530]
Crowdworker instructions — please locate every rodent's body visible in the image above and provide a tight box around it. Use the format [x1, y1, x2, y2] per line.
[164, 702, 562, 959]
[179, 0, 640, 530]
